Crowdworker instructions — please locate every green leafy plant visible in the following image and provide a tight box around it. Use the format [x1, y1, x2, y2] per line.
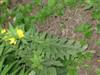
[92, 11, 100, 20]
[75, 23, 93, 38]
[32, 0, 42, 6]
[32, 0, 82, 23]
[95, 24, 100, 45]
[92, 0, 100, 20]
[33, 0, 63, 23]
[64, 0, 77, 7]
[96, 24, 100, 34]
[96, 40, 100, 46]
[79, 39, 88, 46]
[0, 41, 29, 75]
[96, 68, 100, 75]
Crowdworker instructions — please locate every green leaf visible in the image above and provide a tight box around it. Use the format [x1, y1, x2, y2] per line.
[29, 70, 36, 75]
[57, 67, 67, 75]
[64, 0, 77, 7]
[47, 67, 57, 75]
[8, 25, 17, 37]
[19, 68, 25, 75]
[48, 0, 56, 7]
[0, 57, 5, 72]
[38, 67, 57, 75]
[10, 67, 21, 75]
[67, 67, 78, 75]
[84, 30, 92, 38]
[33, 0, 42, 6]
[96, 68, 100, 75]
[96, 24, 100, 34]
[79, 39, 88, 46]
[85, 0, 94, 5]
[75, 23, 92, 38]
[0, 44, 4, 56]
[96, 40, 100, 45]
[1, 61, 16, 75]
[92, 11, 100, 20]
[44, 60, 64, 67]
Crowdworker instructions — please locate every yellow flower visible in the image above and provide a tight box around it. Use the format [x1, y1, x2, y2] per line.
[16, 29, 24, 38]
[97, 60, 100, 62]
[8, 38, 16, 45]
[1, 29, 6, 34]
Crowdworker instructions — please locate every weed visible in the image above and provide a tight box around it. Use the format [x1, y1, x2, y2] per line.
[96, 40, 100, 46]
[75, 23, 93, 38]
[96, 68, 100, 75]
[96, 24, 100, 34]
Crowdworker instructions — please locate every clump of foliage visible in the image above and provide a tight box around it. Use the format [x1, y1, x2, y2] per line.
[96, 40, 100, 46]
[91, 0, 100, 20]
[32, 0, 83, 23]
[96, 24, 100, 34]
[0, 0, 93, 75]
[95, 24, 100, 46]
[96, 68, 100, 75]
[75, 23, 93, 38]
[64, 0, 78, 7]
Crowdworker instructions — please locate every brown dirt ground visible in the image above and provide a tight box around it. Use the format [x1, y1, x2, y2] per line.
[10, 0, 100, 75]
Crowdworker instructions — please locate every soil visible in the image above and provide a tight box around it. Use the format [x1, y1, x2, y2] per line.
[10, 0, 100, 75]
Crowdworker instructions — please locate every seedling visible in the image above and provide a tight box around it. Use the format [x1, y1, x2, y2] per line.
[96, 40, 100, 46]
[96, 24, 100, 34]
[96, 68, 100, 75]
[75, 23, 93, 38]
[92, 11, 100, 20]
